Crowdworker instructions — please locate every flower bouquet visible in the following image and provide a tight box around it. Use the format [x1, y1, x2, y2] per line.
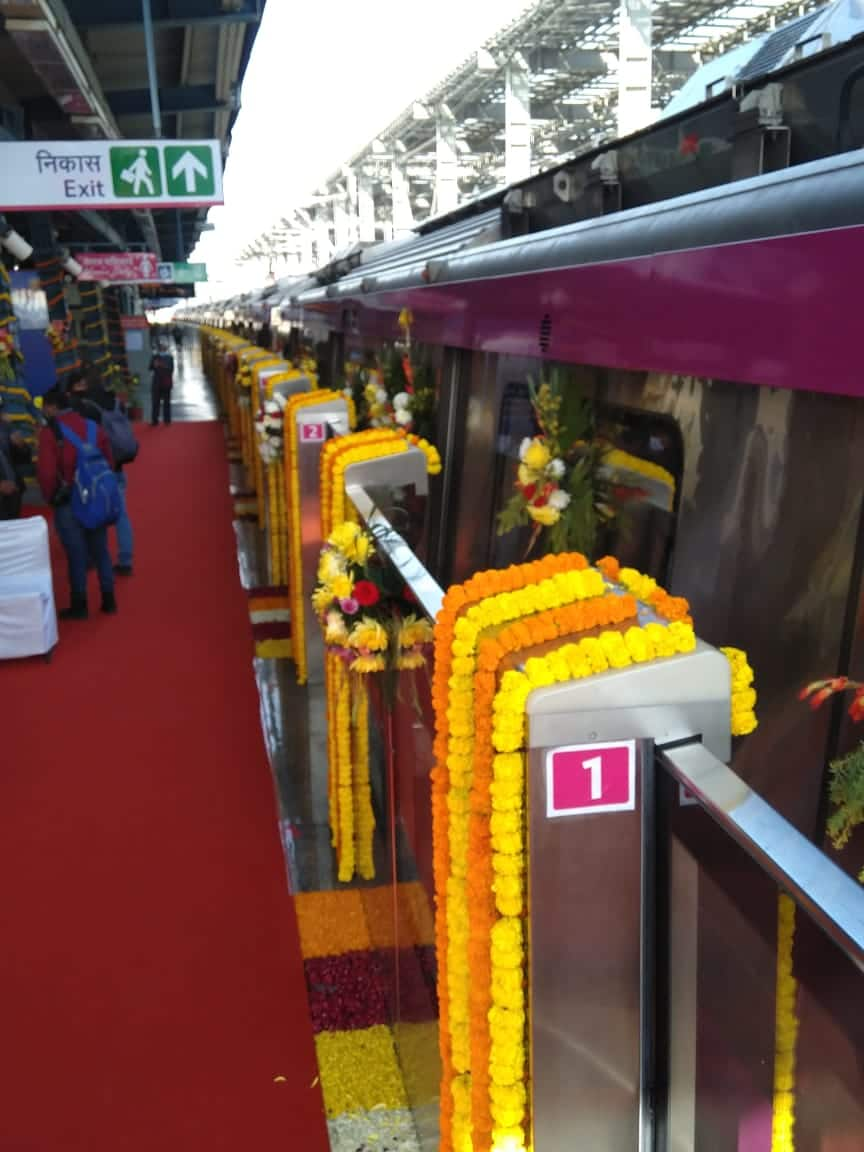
[254, 395, 285, 464]
[497, 374, 616, 558]
[800, 676, 864, 881]
[313, 520, 433, 676]
[342, 344, 437, 442]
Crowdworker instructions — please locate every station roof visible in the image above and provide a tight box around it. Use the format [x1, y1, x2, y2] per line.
[0, 0, 261, 271]
[245, 0, 825, 273]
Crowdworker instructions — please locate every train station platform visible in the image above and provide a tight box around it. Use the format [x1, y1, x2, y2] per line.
[0, 349, 333, 1152]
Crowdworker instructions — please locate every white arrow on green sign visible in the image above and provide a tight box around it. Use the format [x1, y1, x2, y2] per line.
[0, 139, 222, 211]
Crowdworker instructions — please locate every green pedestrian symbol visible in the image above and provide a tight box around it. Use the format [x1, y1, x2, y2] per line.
[110, 145, 162, 198]
[164, 145, 215, 197]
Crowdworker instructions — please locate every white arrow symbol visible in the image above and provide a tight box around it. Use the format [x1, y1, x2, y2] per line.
[171, 150, 208, 194]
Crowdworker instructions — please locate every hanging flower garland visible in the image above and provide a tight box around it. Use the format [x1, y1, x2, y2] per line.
[255, 396, 289, 585]
[316, 429, 440, 882]
[0, 327, 22, 382]
[771, 893, 798, 1152]
[432, 556, 758, 1152]
[313, 521, 433, 881]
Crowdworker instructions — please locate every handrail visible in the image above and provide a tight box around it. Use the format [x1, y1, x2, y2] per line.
[346, 482, 445, 622]
[658, 739, 864, 972]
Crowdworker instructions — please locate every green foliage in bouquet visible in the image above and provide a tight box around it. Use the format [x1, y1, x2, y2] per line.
[497, 369, 616, 560]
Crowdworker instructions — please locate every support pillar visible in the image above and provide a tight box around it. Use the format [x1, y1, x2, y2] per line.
[313, 209, 333, 268]
[505, 55, 532, 184]
[356, 173, 376, 243]
[391, 161, 413, 238]
[435, 107, 459, 216]
[618, 0, 653, 137]
[332, 193, 351, 253]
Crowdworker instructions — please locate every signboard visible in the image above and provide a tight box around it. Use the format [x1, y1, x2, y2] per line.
[120, 315, 149, 330]
[157, 262, 208, 284]
[10, 273, 49, 330]
[299, 422, 325, 443]
[0, 139, 223, 211]
[546, 740, 636, 817]
[78, 252, 160, 283]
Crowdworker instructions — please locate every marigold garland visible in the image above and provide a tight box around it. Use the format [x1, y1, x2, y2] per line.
[432, 556, 758, 1152]
[284, 388, 344, 684]
[771, 893, 799, 1152]
[431, 552, 588, 1152]
[317, 429, 439, 881]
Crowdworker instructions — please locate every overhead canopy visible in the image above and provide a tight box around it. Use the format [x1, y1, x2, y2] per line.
[0, 0, 261, 272]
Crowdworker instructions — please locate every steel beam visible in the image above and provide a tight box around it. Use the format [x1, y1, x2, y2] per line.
[355, 173, 376, 244]
[434, 107, 459, 216]
[64, 0, 260, 29]
[618, 0, 654, 137]
[391, 160, 413, 238]
[505, 54, 532, 184]
[104, 84, 224, 117]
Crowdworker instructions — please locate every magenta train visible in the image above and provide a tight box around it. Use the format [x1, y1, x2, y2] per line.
[195, 26, 864, 1147]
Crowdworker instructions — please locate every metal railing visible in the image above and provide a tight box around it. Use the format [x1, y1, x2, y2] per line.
[658, 739, 864, 972]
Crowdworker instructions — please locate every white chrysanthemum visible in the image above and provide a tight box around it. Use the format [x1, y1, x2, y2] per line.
[375, 387, 388, 404]
[519, 437, 532, 461]
[393, 391, 411, 409]
[394, 408, 412, 426]
[548, 457, 565, 478]
[548, 488, 571, 510]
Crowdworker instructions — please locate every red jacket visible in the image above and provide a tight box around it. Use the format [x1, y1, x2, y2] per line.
[37, 411, 113, 503]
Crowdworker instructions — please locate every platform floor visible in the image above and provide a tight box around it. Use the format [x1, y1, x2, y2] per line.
[176, 333, 439, 1150]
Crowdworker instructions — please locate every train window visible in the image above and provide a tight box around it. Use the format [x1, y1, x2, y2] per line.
[488, 359, 683, 583]
[595, 402, 684, 584]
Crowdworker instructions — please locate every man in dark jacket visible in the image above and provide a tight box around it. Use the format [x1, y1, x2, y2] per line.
[37, 389, 116, 619]
[68, 369, 135, 574]
[0, 396, 31, 519]
[149, 345, 174, 426]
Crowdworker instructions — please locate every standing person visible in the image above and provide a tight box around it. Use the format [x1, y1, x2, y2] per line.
[37, 389, 117, 619]
[0, 399, 31, 519]
[68, 369, 138, 576]
[149, 343, 175, 426]
[173, 323, 183, 351]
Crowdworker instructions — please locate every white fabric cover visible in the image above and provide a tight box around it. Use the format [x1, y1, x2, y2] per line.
[0, 517, 58, 659]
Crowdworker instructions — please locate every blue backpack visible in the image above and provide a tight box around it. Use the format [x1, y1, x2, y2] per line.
[59, 419, 122, 530]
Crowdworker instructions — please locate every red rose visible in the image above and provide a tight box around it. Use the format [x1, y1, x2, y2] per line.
[354, 580, 380, 607]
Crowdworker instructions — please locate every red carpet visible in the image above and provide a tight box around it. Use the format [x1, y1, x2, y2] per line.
[0, 424, 329, 1152]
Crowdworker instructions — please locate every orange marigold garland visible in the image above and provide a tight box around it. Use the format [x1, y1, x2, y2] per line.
[433, 556, 758, 1152]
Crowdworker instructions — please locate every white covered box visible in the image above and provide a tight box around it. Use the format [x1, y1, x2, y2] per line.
[0, 516, 58, 659]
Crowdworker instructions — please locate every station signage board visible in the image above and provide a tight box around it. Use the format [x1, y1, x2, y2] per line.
[77, 252, 160, 283]
[0, 140, 223, 210]
[157, 262, 208, 284]
[546, 740, 636, 817]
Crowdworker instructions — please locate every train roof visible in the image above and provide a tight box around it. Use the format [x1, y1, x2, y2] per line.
[664, 0, 864, 115]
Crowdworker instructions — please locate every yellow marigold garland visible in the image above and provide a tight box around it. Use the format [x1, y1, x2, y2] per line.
[721, 646, 759, 736]
[771, 893, 798, 1152]
[433, 557, 758, 1152]
[488, 620, 698, 1148]
[284, 389, 343, 684]
[317, 429, 437, 882]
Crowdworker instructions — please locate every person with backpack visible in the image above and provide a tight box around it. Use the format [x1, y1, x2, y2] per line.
[68, 370, 138, 576]
[37, 389, 119, 619]
[149, 344, 175, 426]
